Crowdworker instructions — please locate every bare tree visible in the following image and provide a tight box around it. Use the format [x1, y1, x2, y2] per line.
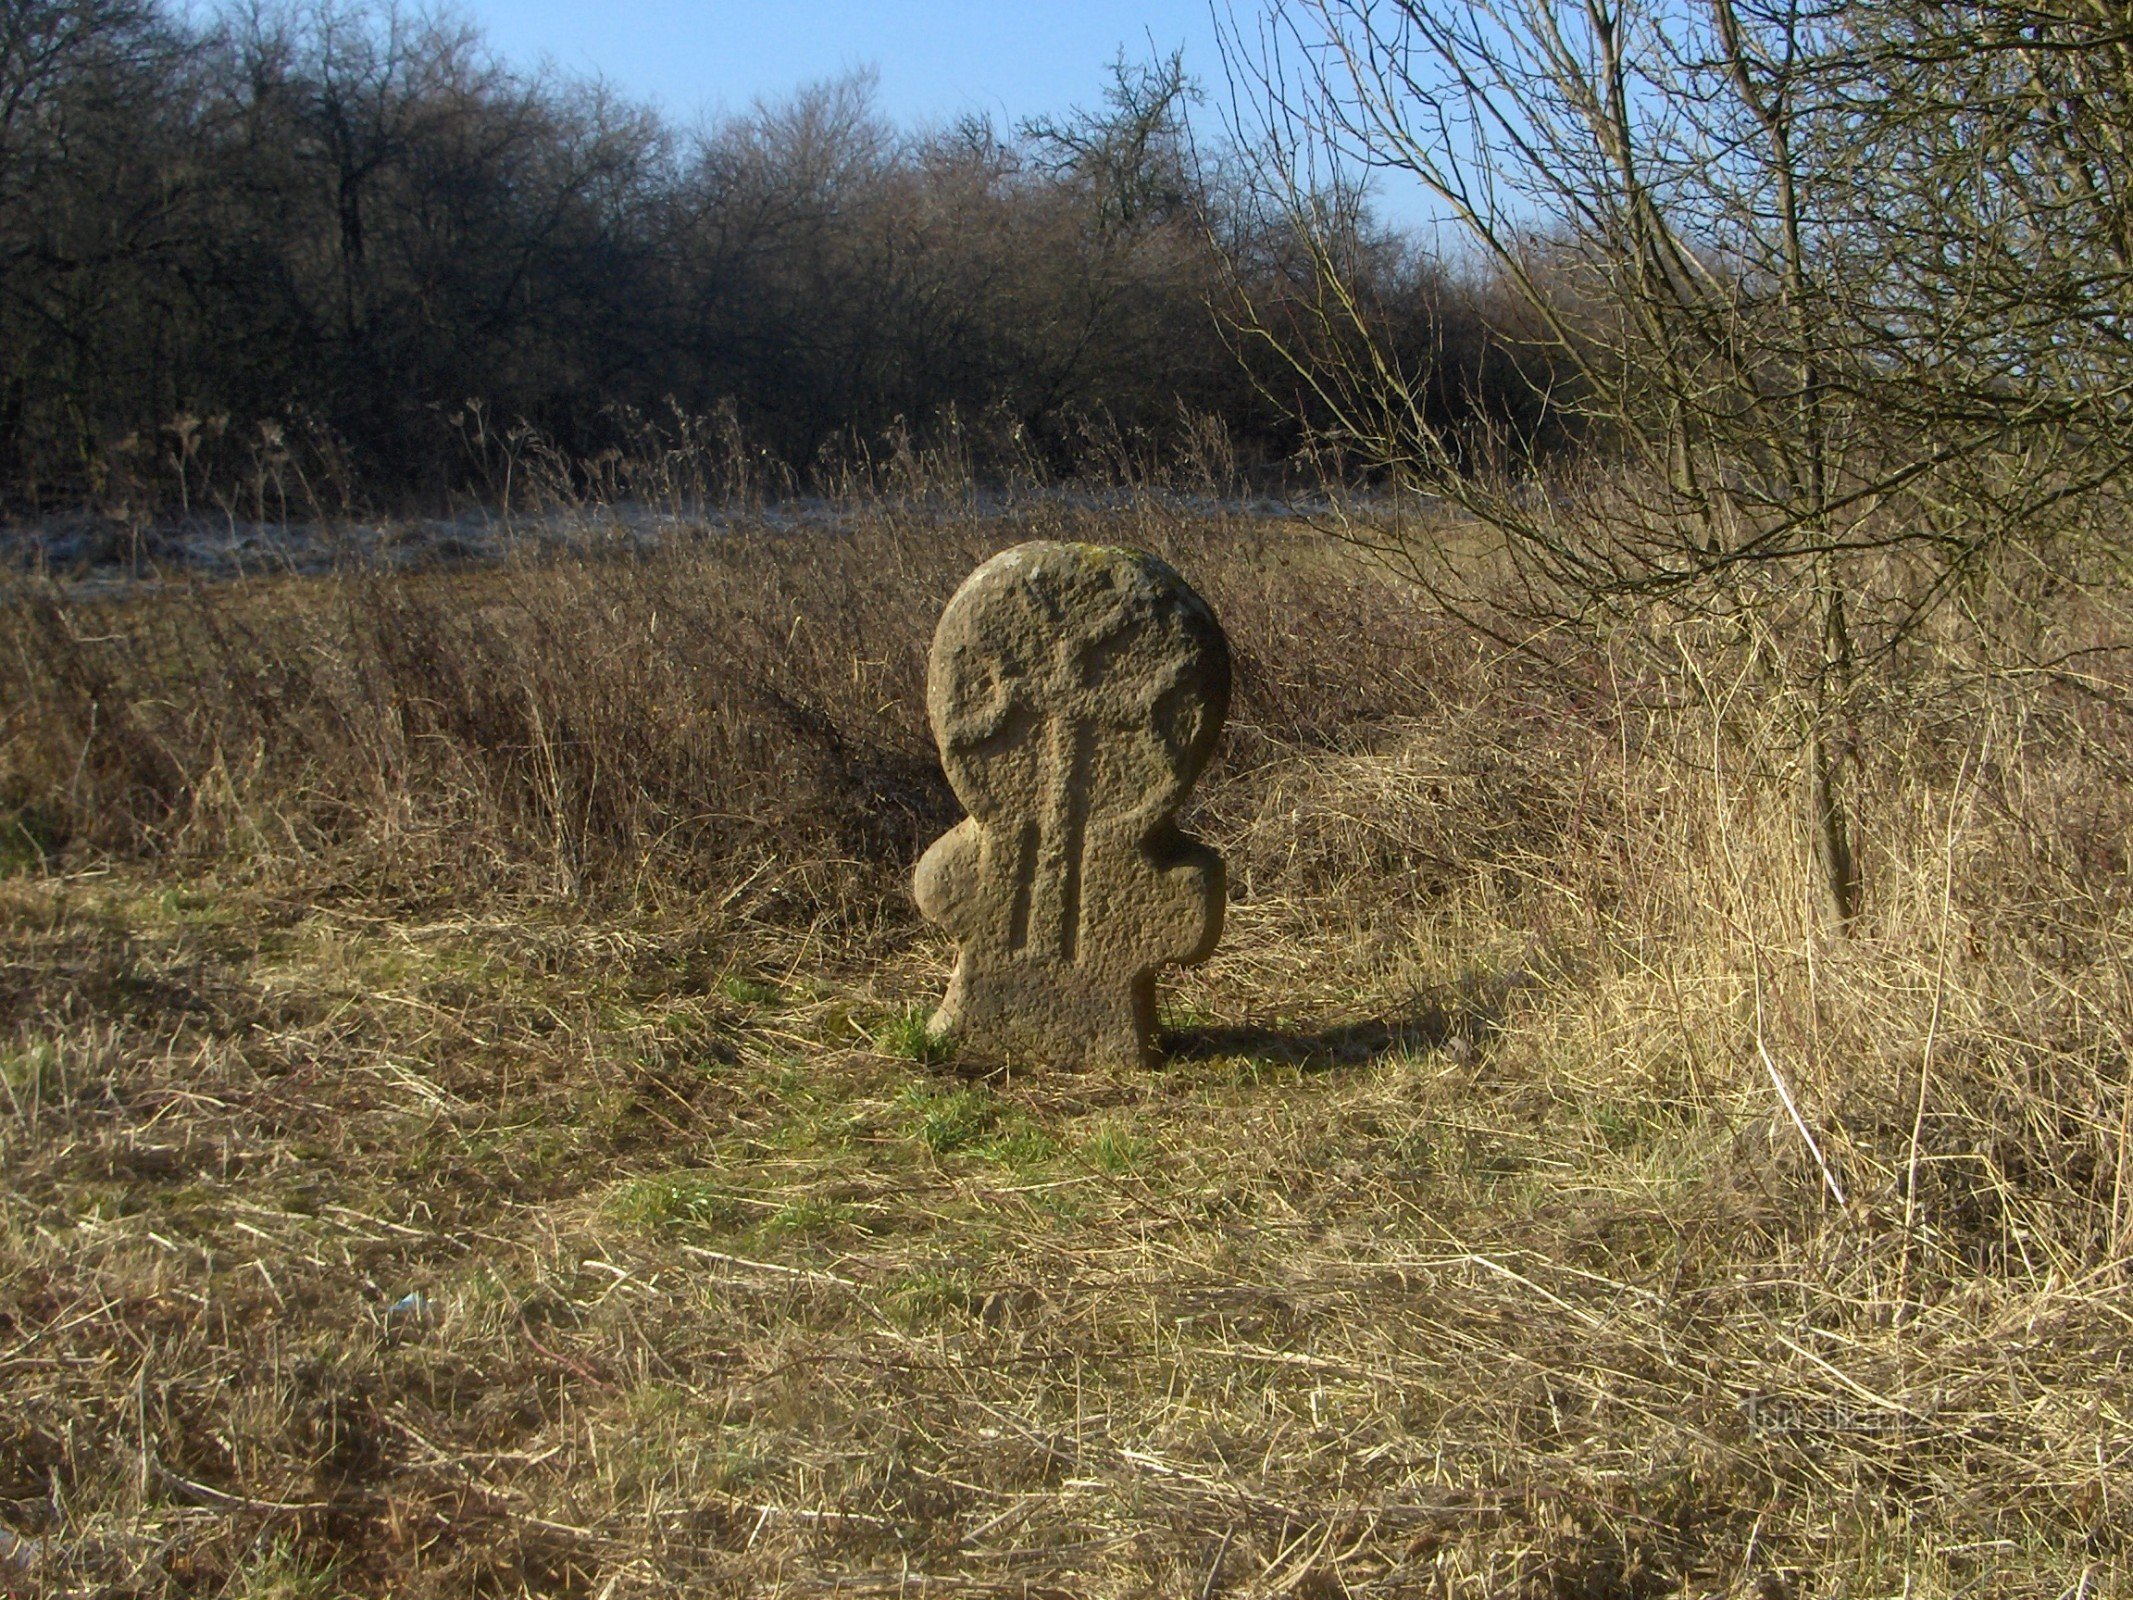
[1221, 0, 2133, 927]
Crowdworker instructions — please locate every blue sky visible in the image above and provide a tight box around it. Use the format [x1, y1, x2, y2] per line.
[447, 2, 1449, 234]
[454, 1, 1231, 133]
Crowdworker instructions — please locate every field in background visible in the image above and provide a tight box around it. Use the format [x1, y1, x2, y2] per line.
[4, 500, 2132, 1597]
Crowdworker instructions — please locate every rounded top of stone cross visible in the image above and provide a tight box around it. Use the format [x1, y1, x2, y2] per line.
[926, 541, 1230, 827]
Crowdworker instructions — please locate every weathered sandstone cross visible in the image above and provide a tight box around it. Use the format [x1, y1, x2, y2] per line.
[914, 541, 1230, 1067]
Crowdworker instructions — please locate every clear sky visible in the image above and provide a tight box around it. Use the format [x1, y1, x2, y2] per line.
[453, 1, 1232, 133]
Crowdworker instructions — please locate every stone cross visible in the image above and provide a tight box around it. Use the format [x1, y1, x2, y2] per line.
[914, 541, 1230, 1068]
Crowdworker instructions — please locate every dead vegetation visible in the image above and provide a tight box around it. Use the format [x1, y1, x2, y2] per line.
[2, 500, 2131, 1597]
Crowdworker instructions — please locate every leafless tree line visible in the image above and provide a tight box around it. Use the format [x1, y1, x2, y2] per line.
[0, 0, 1555, 512]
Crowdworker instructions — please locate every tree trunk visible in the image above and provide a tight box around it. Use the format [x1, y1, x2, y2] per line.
[1808, 570, 1860, 931]
[1807, 723, 1859, 929]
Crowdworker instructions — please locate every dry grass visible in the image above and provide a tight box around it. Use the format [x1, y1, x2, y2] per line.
[2, 500, 2131, 1597]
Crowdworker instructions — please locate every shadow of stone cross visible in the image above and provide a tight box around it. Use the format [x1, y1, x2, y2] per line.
[914, 542, 1230, 1068]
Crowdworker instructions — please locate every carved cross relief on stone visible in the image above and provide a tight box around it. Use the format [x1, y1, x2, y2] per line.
[914, 541, 1230, 1068]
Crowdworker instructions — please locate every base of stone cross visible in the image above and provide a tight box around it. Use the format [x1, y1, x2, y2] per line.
[927, 956, 1165, 1071]
[916, 814, 1224, 1069]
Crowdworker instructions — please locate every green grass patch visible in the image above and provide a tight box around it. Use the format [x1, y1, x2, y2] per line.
[608, 1171, 742, 1231]
[884, 1266, 977, 1327]
[898, 1082, 995, 1154]
[871, 1004, 953, 1064]
[754, 1197, 859, 1242]
[896, 1082, 1060, 1169]
[155, 886, 232, 926]
[463, 1121, 582, 1192]
[1080, 1123, 1143, 1176]
[975, 1120, 1059, 1169]
[0, 1038, 59, 1099]
[719, 972, 784, 1007]
[1158, 998, 1215, 1033]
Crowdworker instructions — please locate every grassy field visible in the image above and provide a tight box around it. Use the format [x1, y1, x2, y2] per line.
[3, 500, 2131, 1597]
